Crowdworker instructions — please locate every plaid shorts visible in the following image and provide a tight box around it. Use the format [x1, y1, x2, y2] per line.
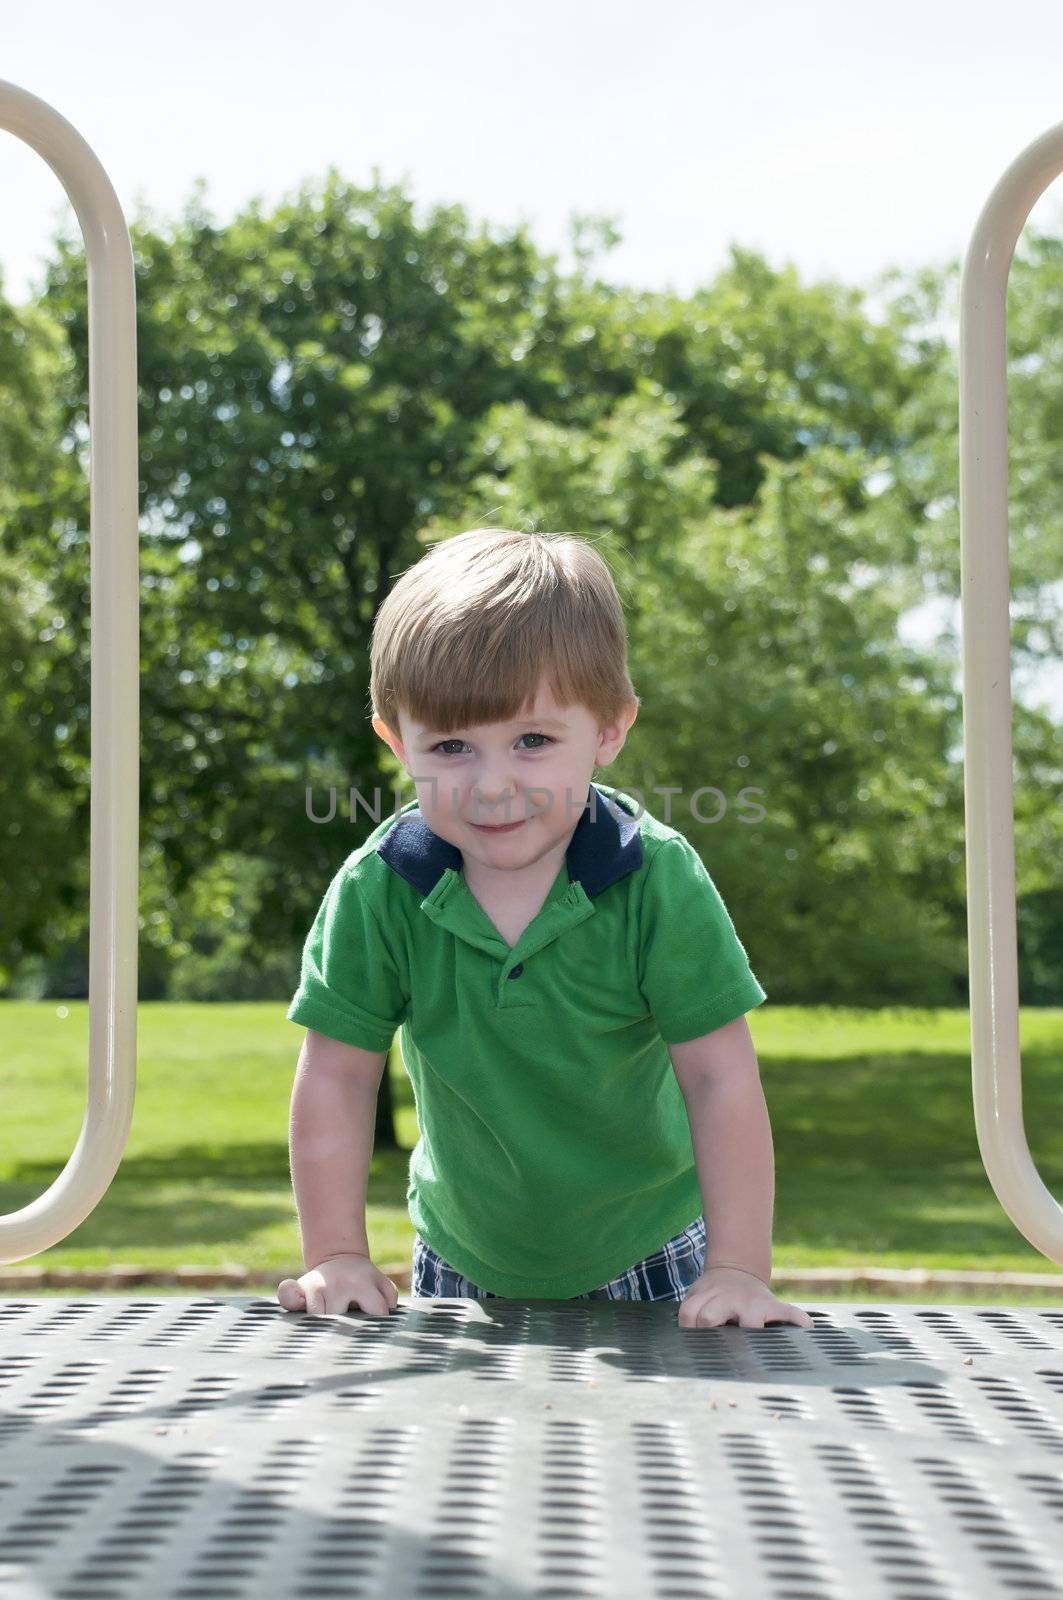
[411, 1213, 706, 1301]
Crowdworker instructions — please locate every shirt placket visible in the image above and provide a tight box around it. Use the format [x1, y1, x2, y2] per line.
[418, 872, 596, 1010]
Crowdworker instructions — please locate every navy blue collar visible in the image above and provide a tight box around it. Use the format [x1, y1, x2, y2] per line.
[376, 782, 643, 900]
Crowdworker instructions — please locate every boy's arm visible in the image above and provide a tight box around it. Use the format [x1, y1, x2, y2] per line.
[288, 1029, 389, 1269]
[668, 1016, 774, 1283]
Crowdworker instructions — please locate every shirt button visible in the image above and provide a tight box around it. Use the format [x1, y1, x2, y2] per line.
[508, 963, 524, 978]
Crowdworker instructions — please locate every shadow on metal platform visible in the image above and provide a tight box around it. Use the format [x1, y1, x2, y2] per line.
[2, 1295, 1062, 1599]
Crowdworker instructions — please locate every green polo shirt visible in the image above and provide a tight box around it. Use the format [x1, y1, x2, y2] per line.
[286, 781, 767, 1298]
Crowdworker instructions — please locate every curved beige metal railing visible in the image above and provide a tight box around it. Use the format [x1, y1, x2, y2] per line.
[959, 121, 1063, 1266]
[0, 80, 138, 1262]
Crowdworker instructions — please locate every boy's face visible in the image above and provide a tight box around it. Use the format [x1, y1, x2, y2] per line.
[372, 680, 638, 875]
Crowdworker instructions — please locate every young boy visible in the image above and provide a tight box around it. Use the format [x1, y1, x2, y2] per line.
[278, 528, 813, 1331]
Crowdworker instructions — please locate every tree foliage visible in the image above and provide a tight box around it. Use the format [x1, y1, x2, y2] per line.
[1, 176, 1060, 1040]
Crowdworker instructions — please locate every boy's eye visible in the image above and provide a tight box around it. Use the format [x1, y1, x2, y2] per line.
[430, 733, 555, 756]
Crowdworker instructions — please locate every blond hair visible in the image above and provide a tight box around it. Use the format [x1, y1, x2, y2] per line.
[369, 527, 639, 736]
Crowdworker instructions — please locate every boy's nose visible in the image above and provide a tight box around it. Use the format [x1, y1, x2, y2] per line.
[473, 774, 517, 800]
[471, 784, 522, 820]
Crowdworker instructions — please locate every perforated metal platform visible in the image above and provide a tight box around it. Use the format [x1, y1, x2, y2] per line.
[2, 1295, 1063, 1599]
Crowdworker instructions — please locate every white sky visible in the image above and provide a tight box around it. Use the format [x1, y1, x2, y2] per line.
[3, 0, 1063, 718]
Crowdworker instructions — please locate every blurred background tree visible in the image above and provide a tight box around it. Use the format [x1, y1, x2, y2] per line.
[2, 175, 1061, 1147]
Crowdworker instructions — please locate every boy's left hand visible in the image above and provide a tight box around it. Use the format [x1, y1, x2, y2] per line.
[678, 1266, 815, 1329]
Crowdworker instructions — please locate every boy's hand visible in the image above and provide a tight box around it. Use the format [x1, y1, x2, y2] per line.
[678, 1266, 814, 1329]
[277, 1252, 399, 1318]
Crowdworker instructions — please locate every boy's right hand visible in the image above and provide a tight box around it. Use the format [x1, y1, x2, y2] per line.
[276, 1253, 399, 1318]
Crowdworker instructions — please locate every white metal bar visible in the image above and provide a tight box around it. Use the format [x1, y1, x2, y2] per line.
[0, 81, 138, 1261]
[959, 121, 1063, 1265]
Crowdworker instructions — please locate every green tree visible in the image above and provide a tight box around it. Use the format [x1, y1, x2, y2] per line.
[437, 382, 970, 1002]
[6, 176, 1061, 1086]
[0, 288, 88, 984]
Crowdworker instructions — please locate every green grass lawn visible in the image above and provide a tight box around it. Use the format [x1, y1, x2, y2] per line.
[2, 1001, 1062, 1301]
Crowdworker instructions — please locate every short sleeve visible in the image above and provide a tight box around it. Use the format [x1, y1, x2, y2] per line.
[286, 861, 409, 1052]
[638, 838, 767, 1045]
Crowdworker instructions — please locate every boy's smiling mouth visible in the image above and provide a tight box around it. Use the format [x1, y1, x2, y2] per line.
[469, 817, 528, 833]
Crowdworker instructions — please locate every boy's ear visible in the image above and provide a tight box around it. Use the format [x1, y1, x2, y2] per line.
[372, 715, 406, 767]
[597, 698, 639, 764]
